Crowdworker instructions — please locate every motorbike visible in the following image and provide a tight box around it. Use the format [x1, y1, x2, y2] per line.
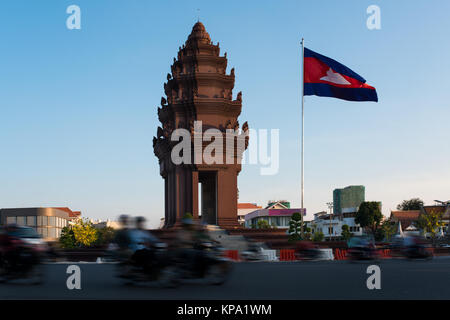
[347, 246, 380, 261]
[115, 242, 178, 287]
[240, 242, 267, 261]
[0, 226, 46, 284]
[295, 241, 323, 261]
[172, 242, 233, 286]
[298, 248, 323, 260]
[402, 245, 433, 260]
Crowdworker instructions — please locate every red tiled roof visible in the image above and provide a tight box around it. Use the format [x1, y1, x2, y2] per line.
[390, 210, 421, 220]
[238, 203, 262, 209]
[70, 211, 81, 217]
[423, 206, 446, 214]
[53, 207, 73, 214]
[390, 210, 420, 229]
[52, 207, 81, 218]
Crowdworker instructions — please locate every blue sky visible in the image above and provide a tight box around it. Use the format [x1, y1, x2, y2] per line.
[1, 0, 449, 227]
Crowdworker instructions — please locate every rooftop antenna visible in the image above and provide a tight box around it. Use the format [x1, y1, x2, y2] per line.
[197, 8, 200, 22]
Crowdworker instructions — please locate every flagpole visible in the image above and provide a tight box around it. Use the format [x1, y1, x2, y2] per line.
[300, 38, 305, 236]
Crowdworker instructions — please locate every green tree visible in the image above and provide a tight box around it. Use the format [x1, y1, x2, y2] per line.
[288, 212, 303, 241]
[59, 226, 76, 249]
[397, 198, 424, 211]
[312, 231, 324, 242]
[341, 224, 353, 241]
[377, 219, 396, 242]
[257, 219, 271, 229]
[417, 209, 445, 245]
[72, 219, 99, 247]
[355, 201, 383, 238]
[94, 227, 116, 246]
[303, 226, 312, 241]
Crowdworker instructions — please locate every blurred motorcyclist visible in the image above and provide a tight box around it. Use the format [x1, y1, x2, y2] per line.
[0, 225, 19, 271]
[174, 214, 211, 274]
[112, 215, 132, 261]
[295, 240, 319, 260]
[128, 216, 160, 272]
[0, 225, 44, 281]
[347, 236, 378, 260]
[403, 235, 431, 259]
[173, 215, 232, 285]
[176, 214, 196, 249]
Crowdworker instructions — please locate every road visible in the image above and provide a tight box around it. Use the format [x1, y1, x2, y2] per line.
[1, 258, 449, 299]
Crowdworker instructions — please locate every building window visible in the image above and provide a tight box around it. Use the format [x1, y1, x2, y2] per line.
[16, 216, 25, 226]
[273, 217, 280, 226]
[328, 227, 334, 235]
[39, 216, 48, 226]
[49, 216, 56, 227]
[26, 216, 37, 227]
[48, 227, 56, 238]
[6, 216, 16, 225]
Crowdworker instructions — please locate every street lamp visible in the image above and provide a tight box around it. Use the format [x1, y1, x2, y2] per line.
[326, 202, 333, 241]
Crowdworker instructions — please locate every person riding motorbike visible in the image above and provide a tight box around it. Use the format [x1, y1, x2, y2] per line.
[174, 214, 213, 277]
[295, 240, 320, 260]
[174, 214, 197, 261]
[0, 225, 43, 281]
[111, 214, 132, 261]
[347, 236, 378, 260]
[403, 235, 431, 259]
[173, 214, 232, 285]
[128, 216, 160, 273]
[0, 225, 19, 271]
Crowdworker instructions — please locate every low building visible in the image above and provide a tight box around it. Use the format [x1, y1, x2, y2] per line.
[244, 201, 305, 229]
[91, 219, 122, 229]
[422, 204, 450, 229]
[237, 203, 262, 226]
[0, 207, 81, 241]
[310, 211, 363, 240]
[390, 210, 421, 229]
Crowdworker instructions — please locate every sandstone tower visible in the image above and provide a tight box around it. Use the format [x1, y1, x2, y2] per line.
[153, 22, 248, 228]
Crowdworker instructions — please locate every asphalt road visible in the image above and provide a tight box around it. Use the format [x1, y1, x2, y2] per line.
[1, 258, 449, 300]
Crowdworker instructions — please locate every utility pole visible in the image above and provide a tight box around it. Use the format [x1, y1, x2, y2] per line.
[326, 202, 334, 241]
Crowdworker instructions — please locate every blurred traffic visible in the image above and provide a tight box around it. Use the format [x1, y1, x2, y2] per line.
[0, 225, 47, 284]
[0, 216, 444, 287]
[106, 214, 233, 287]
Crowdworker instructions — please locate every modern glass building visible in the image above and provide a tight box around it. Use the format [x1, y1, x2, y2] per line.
[333, 186, 365, 214]
[0, 207, 80, 241]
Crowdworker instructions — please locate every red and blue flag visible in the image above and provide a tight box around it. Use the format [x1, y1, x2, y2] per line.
[304, 47, 378, 102]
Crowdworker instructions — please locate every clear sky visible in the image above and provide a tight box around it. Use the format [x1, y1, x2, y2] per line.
[1, 0, 449, 228]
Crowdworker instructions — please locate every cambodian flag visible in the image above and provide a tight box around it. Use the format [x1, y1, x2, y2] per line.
[304, 47, 378, 102]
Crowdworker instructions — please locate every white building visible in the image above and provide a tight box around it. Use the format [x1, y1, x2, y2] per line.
[244, 201, 305, 229]
[90, 219, 122, 229]
[310, 210, 363, 240]
[237, 203, 262, 226]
